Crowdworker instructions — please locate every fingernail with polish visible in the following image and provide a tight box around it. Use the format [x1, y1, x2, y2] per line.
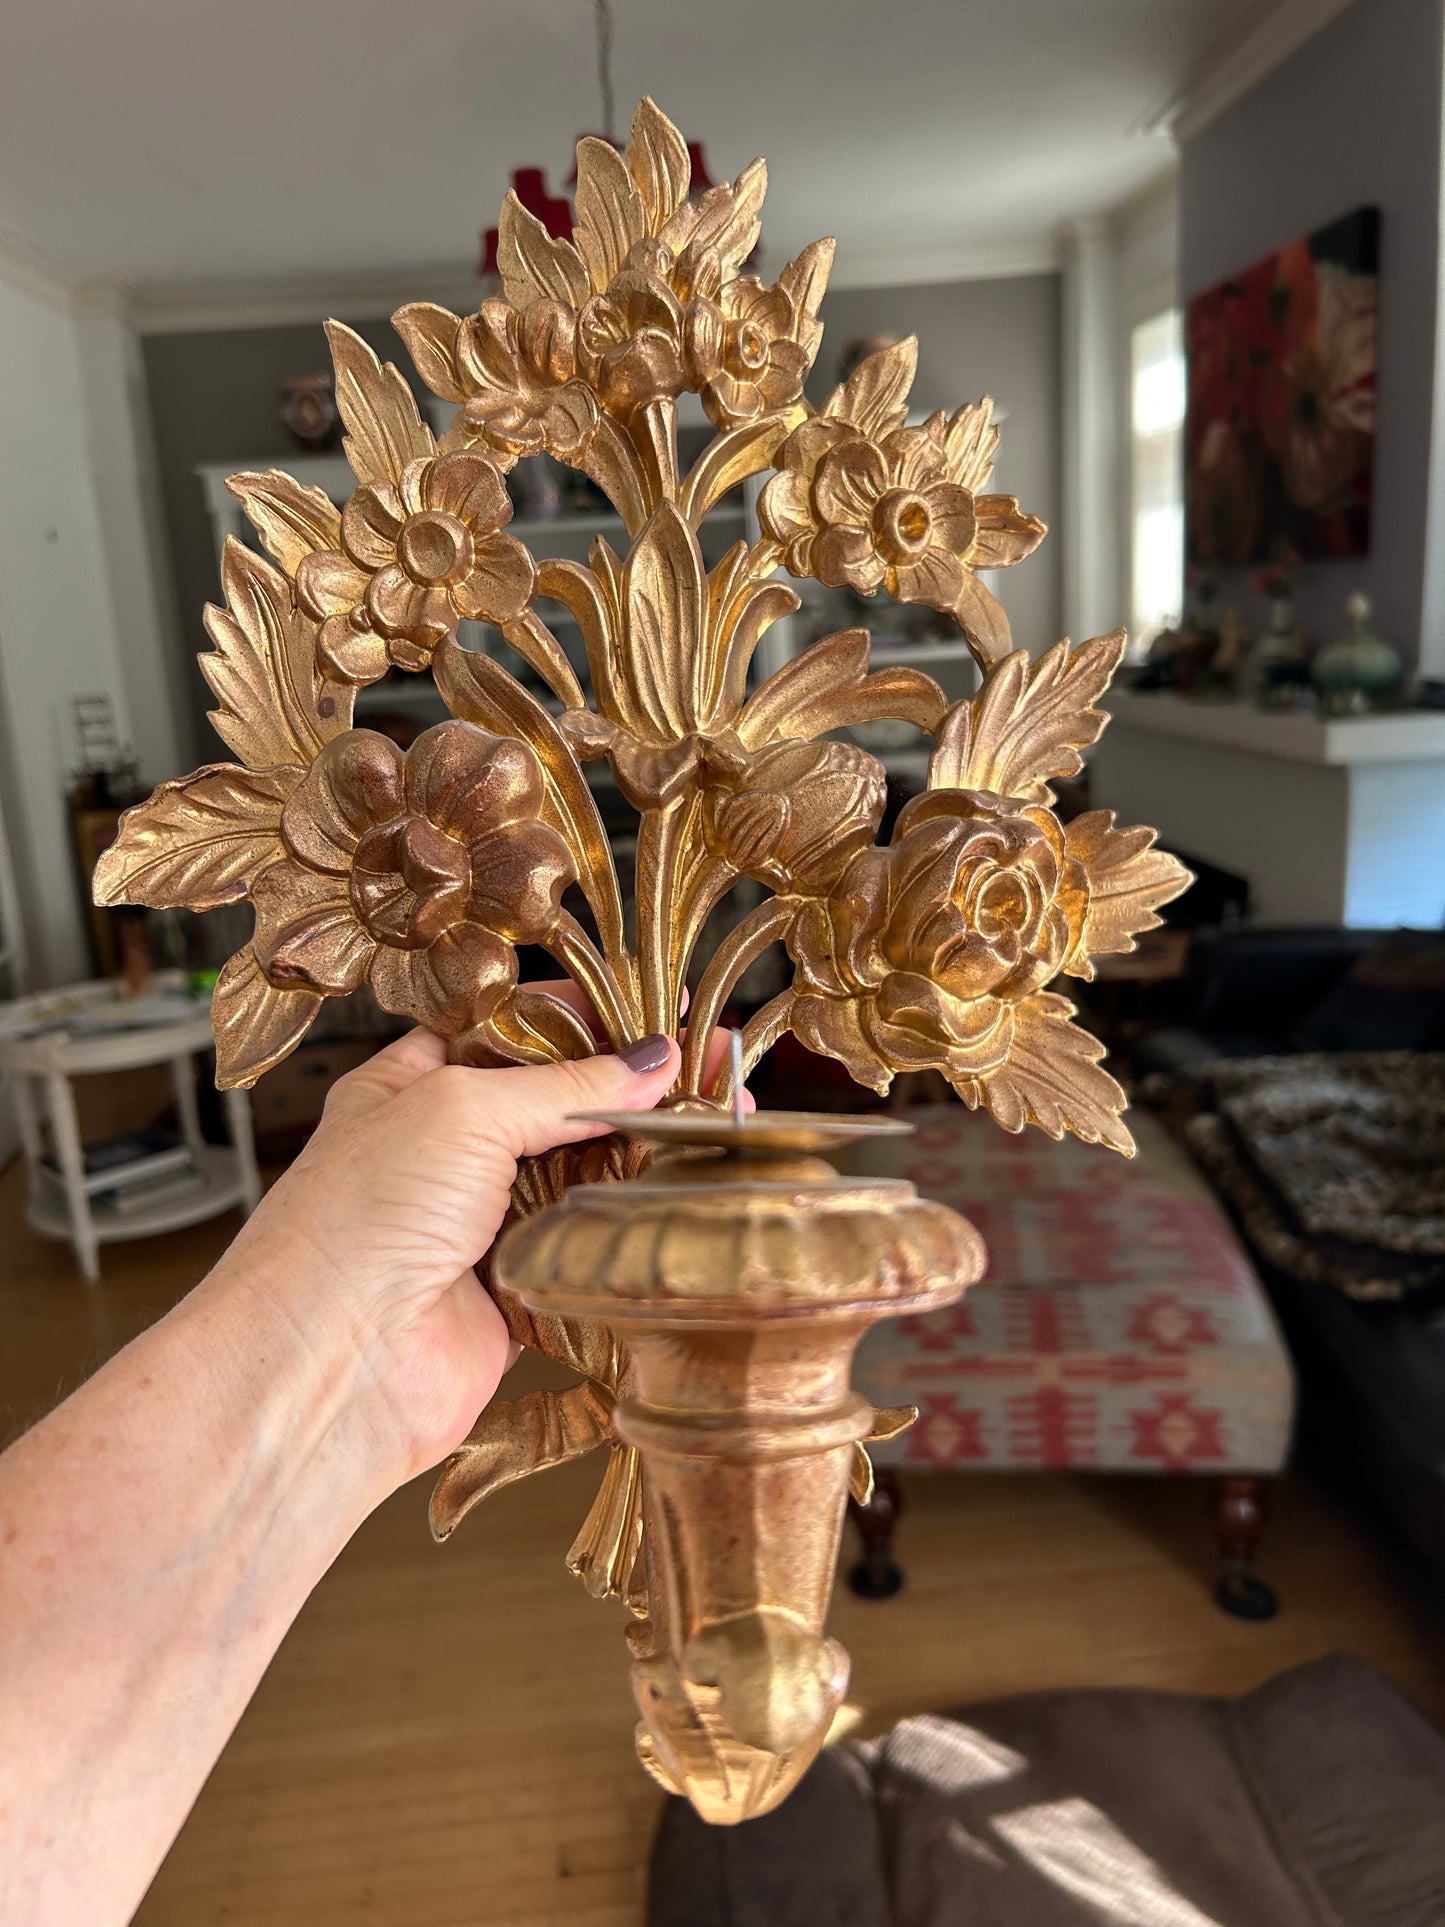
[619, 1033, 672, 1074]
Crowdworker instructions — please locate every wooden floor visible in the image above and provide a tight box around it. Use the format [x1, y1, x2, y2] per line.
[3, 1157, 1443, 1927]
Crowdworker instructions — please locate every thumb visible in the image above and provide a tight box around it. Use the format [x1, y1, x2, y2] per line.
[435, 1032, 681, 1163]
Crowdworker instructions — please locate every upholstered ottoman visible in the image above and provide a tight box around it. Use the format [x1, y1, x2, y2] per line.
[848, 1106, 1295, 1615]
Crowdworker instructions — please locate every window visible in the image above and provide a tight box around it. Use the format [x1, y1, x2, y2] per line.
[1129, 309, 1185, 648]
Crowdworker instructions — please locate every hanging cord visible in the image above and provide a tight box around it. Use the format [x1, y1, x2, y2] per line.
[595, 0, 617, 143]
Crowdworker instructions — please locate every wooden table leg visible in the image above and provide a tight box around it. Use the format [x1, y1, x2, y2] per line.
[170, 1052, 205, 1162]
[1210, 1474, 1279, 1621]
[10, 1070, 44, 1215]
[223, 1086, 262, 1216]
[45, 1069, 98, 1283]
[847, 1466, 906, 1601]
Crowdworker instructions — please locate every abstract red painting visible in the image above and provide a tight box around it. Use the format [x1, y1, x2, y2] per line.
[1186, 206, 1378, 565]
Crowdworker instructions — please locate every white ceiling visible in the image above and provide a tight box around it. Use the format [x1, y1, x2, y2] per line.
[0, 0, 1277, 301]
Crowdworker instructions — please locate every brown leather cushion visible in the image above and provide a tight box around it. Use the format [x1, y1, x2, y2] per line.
[648, 1655, 1445, 1926]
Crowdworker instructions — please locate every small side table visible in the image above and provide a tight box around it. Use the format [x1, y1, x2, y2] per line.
[0, 977, 261, 1281]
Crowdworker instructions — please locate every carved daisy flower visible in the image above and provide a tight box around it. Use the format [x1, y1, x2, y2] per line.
[296, 450, 536, 685]
[759, 344, 1046, 662]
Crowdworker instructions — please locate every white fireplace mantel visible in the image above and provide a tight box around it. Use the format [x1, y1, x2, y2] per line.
[1091, 691, 1445, 928]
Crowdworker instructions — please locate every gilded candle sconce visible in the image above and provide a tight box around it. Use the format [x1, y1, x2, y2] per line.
[94, 98, 1189, 1824]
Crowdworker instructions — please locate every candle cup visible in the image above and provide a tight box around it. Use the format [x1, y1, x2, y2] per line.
[495, 1109, 986, 1823]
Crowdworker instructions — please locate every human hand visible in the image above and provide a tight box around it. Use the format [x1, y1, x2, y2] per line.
[208, 1015, 741, 1498]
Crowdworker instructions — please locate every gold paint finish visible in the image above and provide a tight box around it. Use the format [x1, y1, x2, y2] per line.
[91, 97, 1188, 1819]
[497, 1109, 983, 1821]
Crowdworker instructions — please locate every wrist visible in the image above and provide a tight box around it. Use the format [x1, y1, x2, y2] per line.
[184, 1240, 409, 1518]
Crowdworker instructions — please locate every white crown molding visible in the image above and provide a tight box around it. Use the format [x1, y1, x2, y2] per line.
[123, 235, 1060, 334]
[128, 262, 486, 336]
[1146, 0, 1354, 145]
[825, 233, 1060, 293]
[0, 217, 84, 312]
[7, 230, 1060, 340]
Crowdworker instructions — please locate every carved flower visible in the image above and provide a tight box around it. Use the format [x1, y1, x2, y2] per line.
[683, 264, 828, 428]
[700, 738, 886, 894]
[786, 751, 1194, 1148]
[789, 789, 1088, 1096]
[395, 103, 831, 446]
[295, 450, 537, 684]
[576, 269, 687, 418]
[445, 299, 600, 464]
[251, 720, 575, 1034]
[758, 344, 1045, 662]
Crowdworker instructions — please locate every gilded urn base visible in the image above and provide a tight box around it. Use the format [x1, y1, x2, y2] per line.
[494, 1109, 986, 1823]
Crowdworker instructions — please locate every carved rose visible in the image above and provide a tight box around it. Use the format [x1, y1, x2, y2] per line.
[296, 450, 536, 684]
[251, 720, 575, 1034]
[700, 738, 886, 894]
[788, 788, 1087, 1092]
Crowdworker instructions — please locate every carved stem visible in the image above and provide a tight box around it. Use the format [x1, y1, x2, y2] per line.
[501, 610, 586, 710]
[678, 411, 800, 528]
[680, 896, 797, 1095]
[670, 843, 736, 999]
[546, 912, 635, 1047]
[712, 989, 797, 1107]
[636, 801, 689, 1036]
[634, 398, 680, 507]
[580, 416, 649, 536]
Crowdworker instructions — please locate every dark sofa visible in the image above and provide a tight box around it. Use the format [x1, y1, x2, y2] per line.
[1135, 925, 1445, 1604]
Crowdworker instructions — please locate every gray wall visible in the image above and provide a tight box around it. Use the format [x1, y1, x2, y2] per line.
[809, 274, 1063, 651]
[142, 317, 411, 765]
[143, 275, 1062, 763]
[1179, 0, 1445, 665]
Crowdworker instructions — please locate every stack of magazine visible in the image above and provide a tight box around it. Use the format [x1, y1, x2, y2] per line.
[39, 1127, 205, 1217]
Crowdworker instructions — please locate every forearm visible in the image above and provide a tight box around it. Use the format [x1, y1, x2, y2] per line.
[0, 1256, 393, 1927]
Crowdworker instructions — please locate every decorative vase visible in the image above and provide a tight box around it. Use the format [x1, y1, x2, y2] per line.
[278, 373, 341, 452]
[1313, 592, 1402, 716]
[1249, 592, 1309, 711]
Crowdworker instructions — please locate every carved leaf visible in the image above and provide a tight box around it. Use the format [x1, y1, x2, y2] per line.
[626, 97, 691, 232]
[392, 302, 468, 403]
[737, 628, 945, 748]
[201, 540, 355, 769]
[1063, 812, 1192, 975]
[325, 319, 434, 488]
[778, 238, 835, 361]
[537, 554, 622, 721]
[497, 190, 590, 312]
[952, 570, 1014, 667]
[975, 992, 1134, 1156]
[211, 945, 322, 1090]
[707, 543, 799, 719]
[936, 399, 998, 494]
[929, 630, 1127, 804]
[226, 470, 342, 578]
[573, 136, 647, 291]
[624, 503, 705, 736]
[665, 159, 767, 275]
[92, 764, 297, 910]
[823, 337, 917, 438]
[433, 637, 626, 963]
